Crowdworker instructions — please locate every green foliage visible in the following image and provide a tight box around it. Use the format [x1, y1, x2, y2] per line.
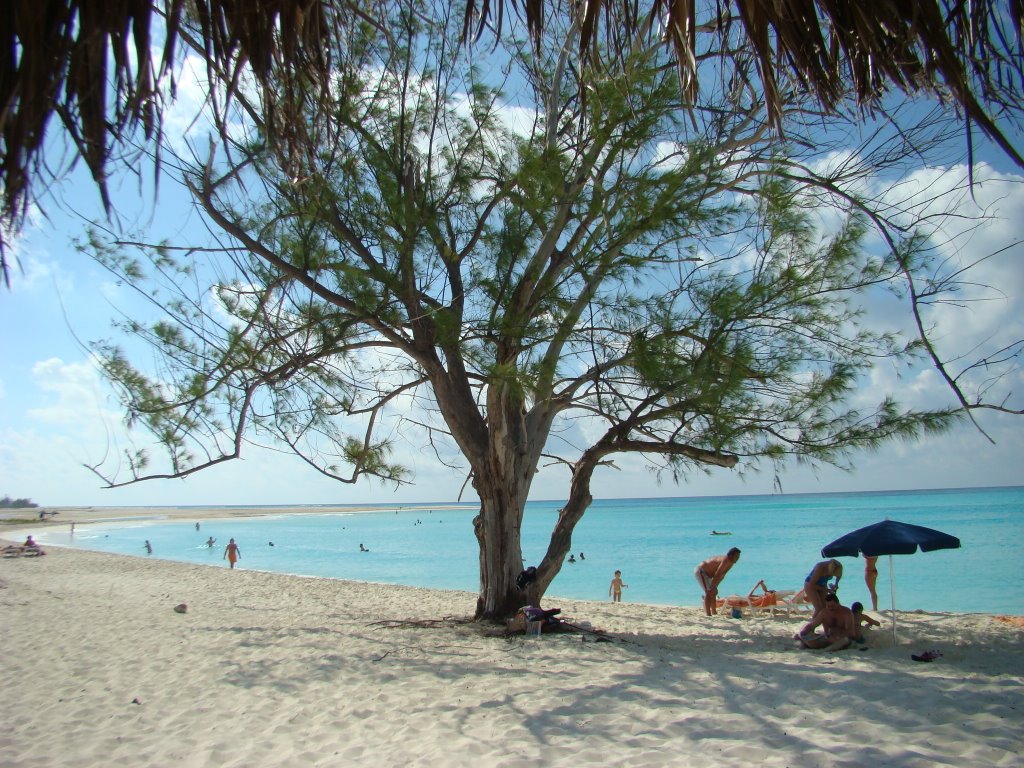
[0, 496, 38, 509]
[81, 2, 964, 525]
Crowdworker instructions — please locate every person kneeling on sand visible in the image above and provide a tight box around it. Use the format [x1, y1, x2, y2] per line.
[797, 593, 856, 651]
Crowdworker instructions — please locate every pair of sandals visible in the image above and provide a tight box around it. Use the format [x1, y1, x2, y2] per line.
[911, 649, 943, 662]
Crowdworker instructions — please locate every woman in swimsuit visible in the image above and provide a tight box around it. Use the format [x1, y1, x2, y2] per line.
[864, 555, 879, 611]
[804, 559, 843, 614]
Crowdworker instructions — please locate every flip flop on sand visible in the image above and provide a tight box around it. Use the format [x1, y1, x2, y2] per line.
[911, 650, 943, 662]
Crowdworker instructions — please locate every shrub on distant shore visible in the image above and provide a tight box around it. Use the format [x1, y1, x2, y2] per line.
[0, 496, 38, 509]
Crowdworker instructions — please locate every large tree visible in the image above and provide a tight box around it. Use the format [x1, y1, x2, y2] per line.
[87, 2, 1007, 619]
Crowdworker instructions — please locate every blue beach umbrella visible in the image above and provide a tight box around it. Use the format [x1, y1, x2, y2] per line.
[821, 520, 961, 643]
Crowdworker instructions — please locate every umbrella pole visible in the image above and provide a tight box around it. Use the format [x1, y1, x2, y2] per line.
[889, 554, 897, 645]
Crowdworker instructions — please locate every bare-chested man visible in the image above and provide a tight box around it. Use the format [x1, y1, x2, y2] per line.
[695, 547, 741, 616]
[797, 593, 856, 651]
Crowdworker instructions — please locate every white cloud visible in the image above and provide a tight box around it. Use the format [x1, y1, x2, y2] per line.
[27, 358, 111, 427]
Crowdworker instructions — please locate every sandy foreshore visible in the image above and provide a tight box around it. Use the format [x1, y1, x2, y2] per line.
[2, 503, 465, 527]
[1, 543, 1021, 767]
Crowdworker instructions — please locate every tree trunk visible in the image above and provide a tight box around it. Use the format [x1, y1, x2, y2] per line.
[472, 432, 604, 620]
[473, 491, 531, 620]
[472, 378, 541, 620]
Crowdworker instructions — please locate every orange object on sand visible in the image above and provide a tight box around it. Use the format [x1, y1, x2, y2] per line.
[716, 593, 777, 610]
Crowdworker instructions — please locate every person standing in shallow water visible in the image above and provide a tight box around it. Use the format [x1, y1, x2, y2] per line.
[224, 538, 241, 569]
[695, 547, 741, 616]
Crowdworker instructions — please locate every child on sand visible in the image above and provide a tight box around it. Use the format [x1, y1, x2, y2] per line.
[609, 570, 627, 602]
[851, 601, 882, 643]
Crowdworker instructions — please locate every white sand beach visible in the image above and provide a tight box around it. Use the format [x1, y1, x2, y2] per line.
[1, 529, 1022, 767]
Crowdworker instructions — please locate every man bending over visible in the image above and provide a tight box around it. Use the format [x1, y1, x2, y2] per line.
[695, 547, 741, 616]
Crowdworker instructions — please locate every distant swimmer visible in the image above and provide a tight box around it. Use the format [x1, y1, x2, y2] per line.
[144, 540, 153, 554]
[360, 543, 369, 552]
[710, 530, 732, 535]
[268, 541, 275, 547]
[205, 537, 216, 548]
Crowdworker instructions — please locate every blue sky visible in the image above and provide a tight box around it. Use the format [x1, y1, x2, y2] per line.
[1, 59, 1022, 507]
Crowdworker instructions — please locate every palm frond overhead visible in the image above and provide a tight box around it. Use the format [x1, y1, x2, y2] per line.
[464, 0, 1024, 161]
[0, 0, 335, 282]
[2, 0, 1022, 284]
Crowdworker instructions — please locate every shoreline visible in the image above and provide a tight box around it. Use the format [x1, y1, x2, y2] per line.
[0, 503, 472, 526]
[1, 545, 1022, 766]
[5, 503, 1021, 618]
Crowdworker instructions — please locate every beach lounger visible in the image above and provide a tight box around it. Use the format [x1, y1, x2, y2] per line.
[717, 582, 813, 618]
[773, 588, 814, 618]
[715, 581, 780, 617]
[744, 580, 783, 617]
[4, 544, 45, 557]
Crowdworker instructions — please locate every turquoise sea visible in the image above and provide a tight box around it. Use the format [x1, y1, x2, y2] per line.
[35, 486, 1024, 615]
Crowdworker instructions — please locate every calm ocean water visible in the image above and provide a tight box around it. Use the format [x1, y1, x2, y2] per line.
[37, 486, 1023, 615]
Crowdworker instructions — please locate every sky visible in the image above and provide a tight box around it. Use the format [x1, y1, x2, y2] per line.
[1, 54, 1022, 508]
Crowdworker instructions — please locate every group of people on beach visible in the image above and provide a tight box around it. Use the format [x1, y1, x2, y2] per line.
[693, 547, 882, 650]
[793, 558, 880, 650]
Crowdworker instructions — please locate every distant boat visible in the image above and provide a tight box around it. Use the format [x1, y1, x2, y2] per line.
[710, 530, 732, 535]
